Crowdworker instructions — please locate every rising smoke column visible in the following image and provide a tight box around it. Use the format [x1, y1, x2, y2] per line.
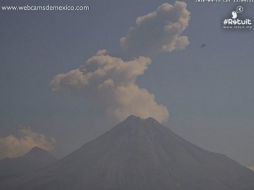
[50, 1, 190, 123]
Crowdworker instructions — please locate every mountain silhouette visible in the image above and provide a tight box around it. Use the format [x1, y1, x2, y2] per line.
[2, 116, 254, 190]
[0, 147, 56, 182]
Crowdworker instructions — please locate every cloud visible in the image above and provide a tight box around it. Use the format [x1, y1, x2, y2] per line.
[51, 50, 169, 123]
[50, 2, 191, 124]
[120, 1, 190, 57]
[0, 128, 55, 160]
[248, 166, 254, 171]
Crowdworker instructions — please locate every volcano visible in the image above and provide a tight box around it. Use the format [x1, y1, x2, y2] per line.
[0, 147, 56, 182]
[2, 116, 254, 190]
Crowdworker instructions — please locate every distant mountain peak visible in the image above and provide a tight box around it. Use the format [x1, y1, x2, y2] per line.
[0, 147, 56, 181]
[28, 146, 47, 154]
[23, 147, 51, 158]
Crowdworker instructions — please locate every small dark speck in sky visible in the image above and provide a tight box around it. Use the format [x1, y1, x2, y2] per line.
[200, 43, 207, 48]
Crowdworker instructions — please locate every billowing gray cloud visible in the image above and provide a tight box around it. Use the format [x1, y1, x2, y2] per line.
[0, 128, 55, 160]
[51, 50, 169, 123]
[120, 1, 190, 57]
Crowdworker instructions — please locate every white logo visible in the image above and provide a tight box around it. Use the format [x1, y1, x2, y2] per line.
[223, 6, 252, 30]
[232, 11, 237, 19]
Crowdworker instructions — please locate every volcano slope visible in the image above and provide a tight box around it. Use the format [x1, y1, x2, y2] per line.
[3, 116, 254, 190]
